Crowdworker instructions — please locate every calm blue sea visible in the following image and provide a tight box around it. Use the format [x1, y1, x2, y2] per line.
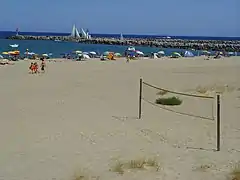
[0, 31, 239, 58]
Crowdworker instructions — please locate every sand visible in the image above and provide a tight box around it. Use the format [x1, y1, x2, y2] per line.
[0, 56, 240, 180]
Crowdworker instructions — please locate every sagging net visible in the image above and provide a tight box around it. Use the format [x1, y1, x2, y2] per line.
[142, 81, 215, 120]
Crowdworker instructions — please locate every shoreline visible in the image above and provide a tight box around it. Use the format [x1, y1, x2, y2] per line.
[6, 35, 240, 52]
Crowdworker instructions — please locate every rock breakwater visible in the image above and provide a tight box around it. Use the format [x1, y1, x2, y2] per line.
[7, 35, 240, 52]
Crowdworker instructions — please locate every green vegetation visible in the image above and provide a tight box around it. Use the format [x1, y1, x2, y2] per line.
[155, 96, 182, 106]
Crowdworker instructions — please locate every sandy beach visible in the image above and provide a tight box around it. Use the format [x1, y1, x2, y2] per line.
[0, 57, 240, 180]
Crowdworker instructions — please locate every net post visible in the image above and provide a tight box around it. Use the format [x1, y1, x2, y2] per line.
[138, 78, 143, 119]
[216, 94, 221, 151]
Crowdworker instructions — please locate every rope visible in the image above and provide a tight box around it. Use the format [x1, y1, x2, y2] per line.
[142, 81, 214, 99]
[143, 98, 215, 121]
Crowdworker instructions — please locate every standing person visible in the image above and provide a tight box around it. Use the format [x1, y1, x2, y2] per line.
[126, 51, 130, 63]
[29, 62, 34, 74]
[33, 62, 39, 73]
[40, 58, 46, 73]
[126, 54, 130, 63]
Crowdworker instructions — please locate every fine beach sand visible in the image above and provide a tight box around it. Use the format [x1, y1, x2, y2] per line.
[0, 56, 240, 180]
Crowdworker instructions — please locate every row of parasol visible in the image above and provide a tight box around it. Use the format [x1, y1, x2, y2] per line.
[2, 51, 20, 56]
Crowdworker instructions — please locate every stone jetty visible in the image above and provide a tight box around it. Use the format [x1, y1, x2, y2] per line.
[7, 35, 240, 52]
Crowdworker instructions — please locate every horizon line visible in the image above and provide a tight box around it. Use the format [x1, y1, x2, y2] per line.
[0, 30, 240, 38]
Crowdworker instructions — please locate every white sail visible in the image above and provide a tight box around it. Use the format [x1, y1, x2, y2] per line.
[81, 28, 87, 38]
[120, 33, 124, 40]
[71, 24, 76, 37]
[75, 28, 80, 38]
[70, 24, 80, 38]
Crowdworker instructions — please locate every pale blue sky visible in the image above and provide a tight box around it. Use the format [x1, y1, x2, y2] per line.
[0, 0, 239, 36]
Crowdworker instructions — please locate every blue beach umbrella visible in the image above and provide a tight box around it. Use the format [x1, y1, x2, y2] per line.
[103, 51, 110, 56]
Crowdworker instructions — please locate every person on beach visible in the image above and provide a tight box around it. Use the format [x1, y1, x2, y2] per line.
[33, 62, 39, 73]
[29, 62, 34, 74]
[40, 58, 46, 73]
[126, 55, 130, 63]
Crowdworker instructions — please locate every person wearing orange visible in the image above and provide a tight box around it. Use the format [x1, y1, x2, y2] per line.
[33, 62, 39, 73]
[29, 62, 34, 74]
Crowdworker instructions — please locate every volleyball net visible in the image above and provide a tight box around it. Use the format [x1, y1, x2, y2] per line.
[138, 78, 221, 151]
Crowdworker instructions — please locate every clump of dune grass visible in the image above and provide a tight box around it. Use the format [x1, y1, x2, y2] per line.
[73, 170, 90, 180]
[157, 90, 168, 96]
[193, 164, 213, 172]
[196, 86, 208, 94]
[127, 158, 146, 169]
[109, 157, 160, 175]
[156, 96, 182, 106]
[228, 162, 240, 180]
[195, 84, 236, 95]
[73, 169, 100, 180]
[109, 160, 124, 175]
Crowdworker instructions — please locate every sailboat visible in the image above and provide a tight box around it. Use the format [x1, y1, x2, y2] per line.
[81, 28, 87, 38]
[70, 24, 80, 38]
[9, 44, 19, 48]
[86, 29, 91, 39]
[120, 33, 124, 41]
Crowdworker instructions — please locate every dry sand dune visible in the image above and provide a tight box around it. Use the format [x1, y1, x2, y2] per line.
[0, 57, 240, 180]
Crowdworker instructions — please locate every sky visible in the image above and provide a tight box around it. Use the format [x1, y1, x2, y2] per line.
[0, 0, 239, 36]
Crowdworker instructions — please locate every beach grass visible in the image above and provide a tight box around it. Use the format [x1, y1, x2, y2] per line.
[228, 162, 240, 180]
[109, 156, 160, 175]
[109, 159, 125, 175]
[156, 90, 168, 96]
[73, 169, 100, 180]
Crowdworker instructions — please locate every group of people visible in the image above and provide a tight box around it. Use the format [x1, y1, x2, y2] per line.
[29, 58, 46, 74]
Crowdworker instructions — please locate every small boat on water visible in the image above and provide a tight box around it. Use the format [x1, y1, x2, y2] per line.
[9, 44, 19, 48]
[54, 39, 62, 42]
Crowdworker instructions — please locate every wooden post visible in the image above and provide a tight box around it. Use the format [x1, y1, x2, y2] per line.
[216, 94, 221, 151]
[138, 78, 143, 119]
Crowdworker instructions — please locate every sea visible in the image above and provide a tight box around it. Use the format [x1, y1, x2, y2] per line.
[0, 31, 239, 58]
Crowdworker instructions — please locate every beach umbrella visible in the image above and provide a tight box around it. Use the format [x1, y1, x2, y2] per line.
[8, 51, 20, 55]
[172, 52, 181, 57]
[24, 52, 35, 55]
[103, 51, 114, 56]
[127, 46, 135, 51]
[135, 50, 144, 55]
[83, 52, 89, 55]
[202, 50, 210, 54]
[42, 54, 49, 57]
[103, 51, 109, 56]
[83, 54, 90, 59]
[0, 55, 3, 59]
[157, 51, 165, 55]
[89, 51, 97, 55]
[184, 51, 194, 57]
[114, 52, 121, 57]
[75, 50, 82, 54]
[73, 50, 82, 54]
[2, 52, 9, 55]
